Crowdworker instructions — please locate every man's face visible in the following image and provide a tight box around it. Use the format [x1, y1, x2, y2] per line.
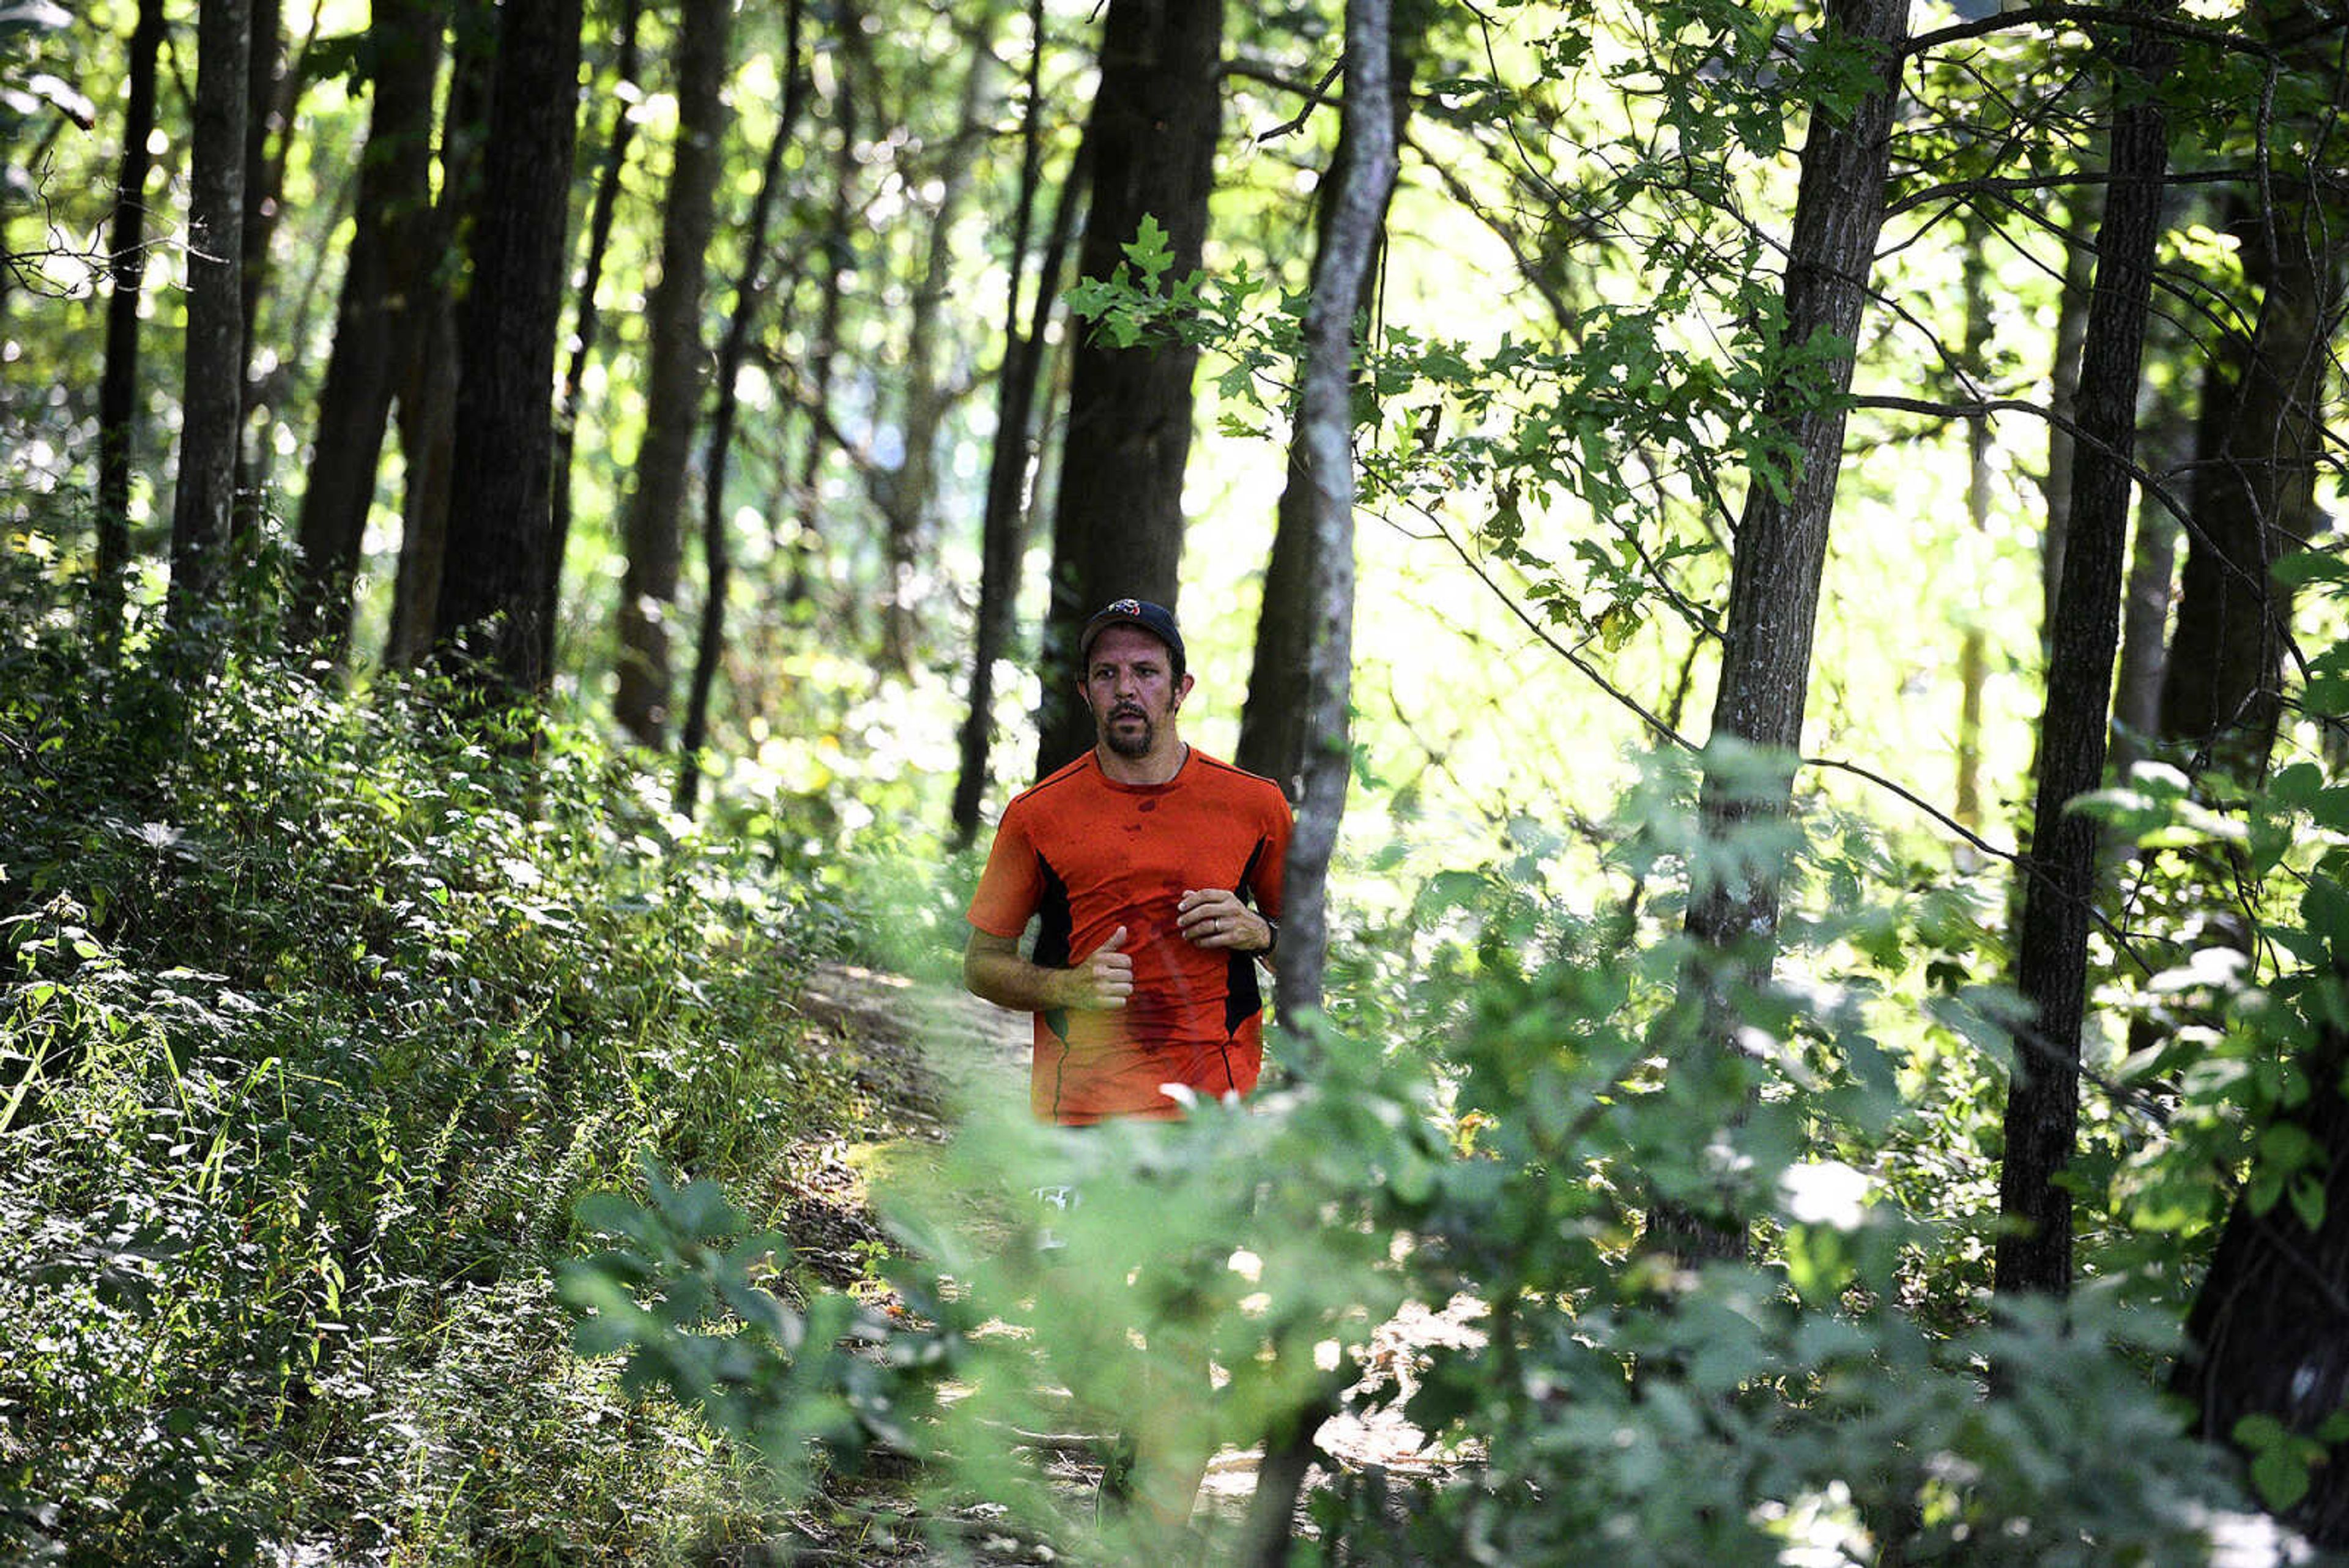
[1081, 625, 1192, 759]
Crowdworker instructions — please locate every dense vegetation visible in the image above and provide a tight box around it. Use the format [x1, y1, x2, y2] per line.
[0, 541, 907, 1559]
[11, 0, 2349, 1560]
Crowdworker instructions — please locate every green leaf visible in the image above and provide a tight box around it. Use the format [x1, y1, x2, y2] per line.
[2271, 549, 2349, 588]
[1124, 214, 1174, 288]
[2251, 1444, 2312, 1512]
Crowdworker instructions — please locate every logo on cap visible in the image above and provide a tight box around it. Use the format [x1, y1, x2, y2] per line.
[1110, 598, 1141, 615]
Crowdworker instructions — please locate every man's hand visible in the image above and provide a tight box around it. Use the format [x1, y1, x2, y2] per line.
[1176, 889, 1269, 953]
[1058, 924, 1133, 1011]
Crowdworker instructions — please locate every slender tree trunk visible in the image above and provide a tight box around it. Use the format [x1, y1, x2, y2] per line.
[1956, 229, 1994, 831]
[1275, 0, 1395, 1027]
[614, 0, 732, 745]
[545, 0, 645, 678]
[387, 9, 495, 668]
[2110, 402, 2188, 776]
[784, 0, 860, 615]
[878, 28, 995, 674]
[166, 0, 252, 637]
[678, 0, 806, 819]
[1994, 4, 2176, 1300]
[1238, 1, 1427, 804]
[2042, 188, 2100, 659]
[290, 0, 442, 661]
[431, 0, 584, 702]
[234, 0, 283, 494]
[1031, 0, 1225, 777]
[950, 0, 1086, 847]
[1660, 0, 1908, 1265]
[95, 0, 166, 645]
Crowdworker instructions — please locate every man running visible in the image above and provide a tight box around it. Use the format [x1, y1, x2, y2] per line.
[963, 598, 1292, 1125]
[960, 598, 1293, 1532]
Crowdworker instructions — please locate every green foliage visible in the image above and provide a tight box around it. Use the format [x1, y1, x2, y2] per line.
[558, 1151, 944, 1488]
[549, 752, 2290, 1563]
[0, 537, 876, 1562]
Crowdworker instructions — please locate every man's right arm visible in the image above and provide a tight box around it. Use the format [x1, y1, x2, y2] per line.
[963, 925, 1132, 1012]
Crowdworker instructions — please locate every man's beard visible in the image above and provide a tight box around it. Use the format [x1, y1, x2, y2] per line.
[1101, 705, 1153, 757]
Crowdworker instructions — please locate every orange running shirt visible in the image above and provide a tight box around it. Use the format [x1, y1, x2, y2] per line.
[967, 748, 1293, 1124]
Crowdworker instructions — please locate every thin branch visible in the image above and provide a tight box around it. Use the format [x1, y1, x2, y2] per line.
[1231, 55, 1347, 143]
[1906, 3, 2282, 63]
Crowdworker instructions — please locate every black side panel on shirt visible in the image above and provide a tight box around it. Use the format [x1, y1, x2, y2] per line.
[1033, 852, 1072, 1044]
[1224, 834, 1272, 1036]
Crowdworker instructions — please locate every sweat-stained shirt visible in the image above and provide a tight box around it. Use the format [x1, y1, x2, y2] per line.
[966, 746, 1293, 1124]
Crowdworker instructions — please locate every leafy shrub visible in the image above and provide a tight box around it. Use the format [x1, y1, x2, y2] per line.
[0, 538, 874, 1564]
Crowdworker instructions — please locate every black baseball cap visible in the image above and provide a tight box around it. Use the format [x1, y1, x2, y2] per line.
[1078, 598, 1185, 673]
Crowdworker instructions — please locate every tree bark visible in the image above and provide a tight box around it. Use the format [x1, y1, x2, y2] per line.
[678, 0, 806, 820]
[95, 0, 166, 646]
[1994, 3, 2176, 1301]
[1661, 0, 1907, 1265]
[2109, 401, 2188, 778]
[784, 0, 861, 614]
[1956, 228, 1994, 832]
[2042, 187, 2100, 660]
[166, 0, 252, 638]
[545, 0, 645, 678]
[1275, 0, 1396, 1026]
[387, 8, 495, 668]
[234, 0, 283, 493]
[2156, 182, 2347, 778]
[431, 0, 583, 703]
[1031, 0, 1224, 778]
[614, 0, 732, 745]
[1238, 1, 1428, 804]
[949, 0, 1083, 847]
[289, 0, 442, 661]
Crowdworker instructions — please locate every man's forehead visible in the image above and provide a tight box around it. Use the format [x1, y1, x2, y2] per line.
[1087, 625, 1172, 663]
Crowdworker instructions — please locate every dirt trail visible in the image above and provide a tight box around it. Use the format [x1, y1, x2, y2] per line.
[781, 962, 1475, 1563]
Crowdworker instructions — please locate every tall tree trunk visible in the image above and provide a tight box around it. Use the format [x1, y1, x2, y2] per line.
[614, 0, 732, 745]
[1659, 0, 1907, 1265]
[1994, 4, 2176, 1300]
[388, 9, 495, 667]
[1956, 228, 1994, 832]
[234, 0, 283, 494]
[545, 0, 645, 678]
[949, 0, 1086, 847]
[290, 0, 442, 661]
[678, 0, 806, 820]
[2156, 184, 2346, 777]
[878, 27, 995, 674]
[1274, 0, 1397, 1028]
[784, 0, 859, 615]
[2042, 188, 2100, 660]
[1031, 0, 1224, 777]
[431, 0, 583, 703]
[1238, 1, 1428, 804]
[2110, 400, 2188, 778]
[166, 0, 252, 637]
[2167, 13, 2349, 1540]
[95, 0, 166, 646]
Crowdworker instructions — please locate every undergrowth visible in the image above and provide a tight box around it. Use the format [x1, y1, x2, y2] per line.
[0, 543, 878, 1564]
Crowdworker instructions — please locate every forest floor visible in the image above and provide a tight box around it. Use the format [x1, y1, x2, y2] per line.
[763, 962, 1479, 1564]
